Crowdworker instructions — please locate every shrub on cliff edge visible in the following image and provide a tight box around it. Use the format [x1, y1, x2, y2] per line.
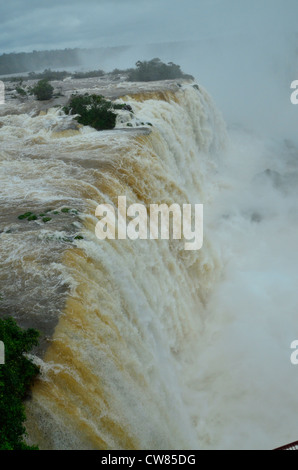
[30, 79, 54, 101]
[0, 317, 40, 450]
[127, 58, 194, 82]
[63, 94, 126, 131]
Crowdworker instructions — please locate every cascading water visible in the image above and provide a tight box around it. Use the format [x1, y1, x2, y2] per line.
[0, 84, 225, 449]
[1, 80, 297, 450]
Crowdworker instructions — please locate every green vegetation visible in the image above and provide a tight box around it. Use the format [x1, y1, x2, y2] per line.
[16, 207, 83, 241]
[2, 69, 105, 83]
[0, 45, 193, 83]
[2, 55, 193, 91]
[30, 79, 54, 101]
[0, 48, 81, 75]
[109, 58, 193, 82]
[18, 207, 80, 223]
[14, 207, 84, 245]
[28, 69, 69, 81]
[18, 212, 33, 220]
[109, 67, 135, 78]
[0, 47, 131, 76]
[72, 70, 105, 79]
[63, 94, 126, 131]
[15, 84, 27, 97]
[127, 58, 194, 82]
[0, 317, 40, 450]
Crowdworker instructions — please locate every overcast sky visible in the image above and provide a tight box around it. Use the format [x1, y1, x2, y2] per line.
[0, 0, 297, 54]
[1, 0, 297, 139]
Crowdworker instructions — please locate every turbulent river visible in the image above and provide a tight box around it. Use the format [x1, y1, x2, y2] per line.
[1, 78, 298, 450]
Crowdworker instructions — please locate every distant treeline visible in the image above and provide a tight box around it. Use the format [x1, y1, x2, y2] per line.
[6, 69, 106, 82]
[0, 46, 129, 76]
[1, 54, 194, 85]
[5, 58, 193, 84]
[0, 48, 81, 75]
[127, 58, 193, 81]
[0, 46, 194, 82]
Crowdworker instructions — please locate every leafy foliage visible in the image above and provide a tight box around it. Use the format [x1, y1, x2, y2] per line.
[0, 48, 81, 75]
[28, 69, 70, 81]
[30, 79, 54, 101]
[0, 317, 40, 450]
[2, 69, 105, 83]
[0, 47, 193, 83]
[15, 86, 27, 97]
[127, 58, 194, 82]
[72, 70, 105, 79]
[63, 94, 126, 131]
[109, 67, 135, 78]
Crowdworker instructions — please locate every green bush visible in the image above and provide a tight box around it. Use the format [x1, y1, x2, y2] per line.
[30, 79, 54, 101]
[0, 317, 40, 450]
[15, 86, 27, 97]
[63, 94, 126, 131]
[109, 67, 134, 77]
[28, 69, 69, 81]
[72, 70, 105, 79]
[3, 69, 105, 83]
[127, 58, 194, 82]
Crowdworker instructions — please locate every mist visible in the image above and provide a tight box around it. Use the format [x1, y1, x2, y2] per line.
[0, 0, 297, 139]
[77, 33, 297, 143]
[73, 0, 298, 142]
[2, 1, 298, 139]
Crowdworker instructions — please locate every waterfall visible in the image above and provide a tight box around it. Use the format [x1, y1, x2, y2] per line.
[0, 84, 227, 449]
[4, 81, 296, 450]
